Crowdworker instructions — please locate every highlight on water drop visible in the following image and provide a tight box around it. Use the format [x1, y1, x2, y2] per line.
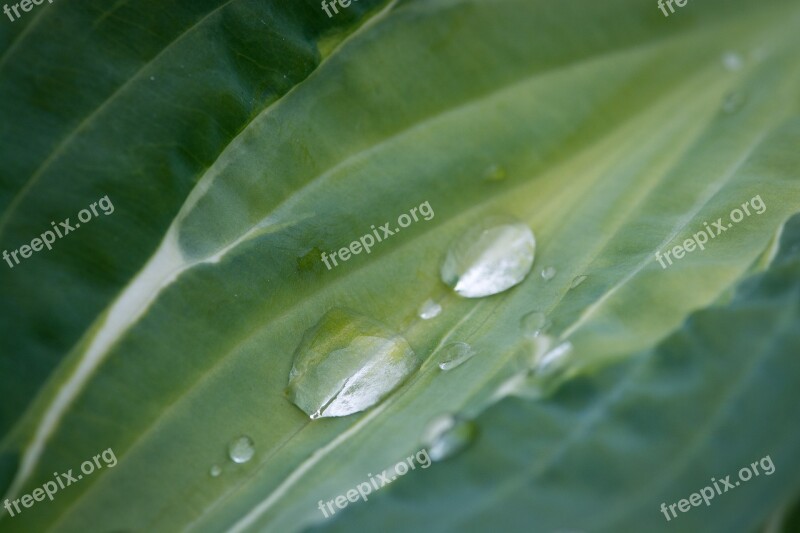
[441, 216, 535, 298]
[286, 308, 419, 419]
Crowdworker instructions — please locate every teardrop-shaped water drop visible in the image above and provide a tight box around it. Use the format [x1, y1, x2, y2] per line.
[484, 164, 507, 182]
[209, 464, 222, 477]
[520, 311, 550, 338]
[441, 217, 535, 298]
[228, 436, 255, 464]
[418, 299, 442, 320]
[286, 308, 419, 419]
[438, 342, 475, 371]
[570, 275, 587, 289]
[541, 266, 556, 281]
[722, 92, 746, 114]
[722, 51, 743, 71]
[422, 414, 477, 462]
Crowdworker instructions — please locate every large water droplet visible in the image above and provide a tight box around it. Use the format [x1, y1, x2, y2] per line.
[722, 92, 746, 114]
[483, 164, 507, 182]
[438, 342, 475, 371]
[722, 51, 743, 71]
[520, 311, 550, 338]
[569, 275, 587, 289]
[441, 217, 535, 298]
[541, 266, 556, 281]
[422, 414, 477, 462]
[286, 308, 419, 419]
[209, 464, 222, 477]
[228, 436, 255, 464]
[418, 299, 442, 320]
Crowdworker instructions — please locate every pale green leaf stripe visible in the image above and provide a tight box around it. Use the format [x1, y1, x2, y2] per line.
[2, 0, 402, 501]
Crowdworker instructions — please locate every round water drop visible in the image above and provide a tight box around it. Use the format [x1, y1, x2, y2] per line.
[520, 311, 550, 338]
[418, 299, 442, 320]
[570, 275, 587, 289]
[441, 217, 535, 298]
[541, 266, 556, 281]
[484, 164, 507, 182]
[228, 436, 255, 464]
[722, 92, 746, 114]
[722, 51, 743, 71]
[438, 342, 475, 371]
[209, 464, 222, 477]
[422, 414, 477, 462]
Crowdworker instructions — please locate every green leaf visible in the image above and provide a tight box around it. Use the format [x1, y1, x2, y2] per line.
[1, 0, 800, 531]
[321, 212, 800, 532]
[0, 0, 391, 434]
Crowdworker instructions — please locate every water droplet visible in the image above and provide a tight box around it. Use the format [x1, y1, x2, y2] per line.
[441, 217, 535, 298]
[541, 266, 556, 281]
[210, 464, 222, 477]
[438, 342, 475, 371]
[569, 275, 587, 289]
[422, 414, 477, 462]
[535, 341, 573, 373]
[418, 299, 442, 320]
[228, 436, 255, 464]
[484, 164, 506, 181]
[722, 51, 743, 71]
[520, 311, 550, 338]
[722, 92, 746, 114]
[286, 309, 419, 419]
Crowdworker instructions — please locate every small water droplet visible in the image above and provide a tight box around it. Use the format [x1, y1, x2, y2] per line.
[149, 75, 155, 81]
[286, 309, 419, 419]
[541, 266, 556, 281]
[722, 51, 743, 71]
[438, 342, 475, 371]
[228, 436, 255, 464]
[422, 414, 477, 462]
[722, 92, 746, 114]
[210, 464, 222, 477]
[535, 341, 573, 373]
[418, 299, 442, 320]
[484, 164, 506, 182]
[441, 216, 535, 298]
[520, 311, 550, 338]
[569, 275, 587, 289]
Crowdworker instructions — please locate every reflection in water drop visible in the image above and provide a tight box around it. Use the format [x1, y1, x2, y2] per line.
[541, 266, 556, 281]
[441, 217, 535, 298]
[228, 436, 255, 464]
[520, 311, 550, 338]
[570, 275, 587, 289]
[422, 414, 477, 462]
[438, 342, 475, 371]
[210, 464, 222, 477]
[535, 341, 573, 373]
[286, 309, 419, 419]
[418, 299, 442, 320]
